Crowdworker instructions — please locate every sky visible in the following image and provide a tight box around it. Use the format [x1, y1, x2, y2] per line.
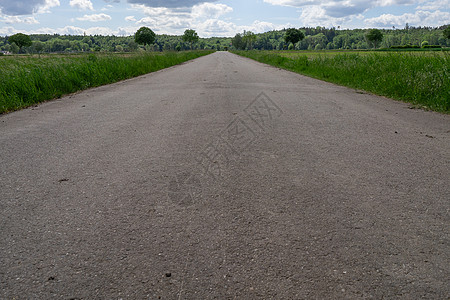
[0, 0, 449, 37]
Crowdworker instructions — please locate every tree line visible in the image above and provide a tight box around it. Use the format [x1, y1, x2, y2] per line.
[1, 24, 449, 55]
[0, 29, 231, 54]
[233, 25, 450, 50]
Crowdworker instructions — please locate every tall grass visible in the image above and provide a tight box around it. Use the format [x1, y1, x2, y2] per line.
[233, 50, 449, 113]
[0, 51, 214, 114]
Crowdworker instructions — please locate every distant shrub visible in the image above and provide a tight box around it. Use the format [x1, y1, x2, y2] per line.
[421, 41, 429, 47]
[423, 45, 441, 48]
[390, 45, 420, 49]
[0, 52, 3, 56]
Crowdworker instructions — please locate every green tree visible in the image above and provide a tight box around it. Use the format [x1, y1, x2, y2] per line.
[242, 31, 256, 50]
[311, 33, 327, 49]
[127, 40, 138, 52]
[284, 28, 305, 47]
[182, 29, 199, 50]
[80, 43, 90, 52]
[135, 27, 156, 47]
[33, 41, 44, 57]
[444, 27, 450, 39]
[9, 42, 19, 54]
[8, 33, 32, 52]
[232, 33, 245, 50]
[366, 28, 383, 48]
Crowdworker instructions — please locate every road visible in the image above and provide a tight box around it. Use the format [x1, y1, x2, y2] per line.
[1, 52, 449, 299]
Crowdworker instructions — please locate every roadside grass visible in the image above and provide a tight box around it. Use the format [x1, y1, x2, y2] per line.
[277, 49, 449, 59]
[0, 50, 214, 114]
[233, 50, 449, 113]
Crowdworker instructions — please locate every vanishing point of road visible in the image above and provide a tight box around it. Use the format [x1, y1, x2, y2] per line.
[1, 52, 449, 299]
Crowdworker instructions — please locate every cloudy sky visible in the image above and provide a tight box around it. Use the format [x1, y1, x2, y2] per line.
[0, 0, 449, 37]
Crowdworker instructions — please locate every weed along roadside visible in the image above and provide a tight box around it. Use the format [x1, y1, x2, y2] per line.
[232, 50, 450, 113]
[0, 51, 214, 114]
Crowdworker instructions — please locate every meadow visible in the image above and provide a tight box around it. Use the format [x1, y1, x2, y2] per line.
[233, 50, 450, 113]
[0, 51, 213, 114]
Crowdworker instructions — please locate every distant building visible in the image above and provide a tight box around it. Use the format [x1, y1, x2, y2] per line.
[1, 51, 11, 55]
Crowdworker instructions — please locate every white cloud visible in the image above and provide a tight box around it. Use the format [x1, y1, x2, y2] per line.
[83, 26, 118, 35]
[191, 3, 233, 19]
[125, 16, 137, 21]
[2, 15, 39, 24]
[117, 26, 140, 36]
[69, 0, 94, 11]
[263, 0, 417, 7]
[131, 3, 237, 36]
[77, 13, 111, 22]
[101, 5, 114, 11]
[261, 0, 450, 28]
[195, 19, 236, 35]
[297, 5, 359, 27]
[0, 26, 18, 35]
[193, 19, 289, 37]
[46, 25, 116, 35]
[126, 0, 214, 8]
[137, 15, 190, 30]
[365, 9, 450, 27]
[417, 0, 450, 10]
[263, 0, 317, 5]
[37, 0, 60, 13]
[133, 4, 191, 30]
[243, 20, 288, 33]
[0, 25, 135, 36]
[375, 0, 416, 5]
[133, 5, 190, 18]
[263, 0, 420, 21]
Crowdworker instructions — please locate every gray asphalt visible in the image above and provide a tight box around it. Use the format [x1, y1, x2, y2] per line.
[1, 51, 449, 299]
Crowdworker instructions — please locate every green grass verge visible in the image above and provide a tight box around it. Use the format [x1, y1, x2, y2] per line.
[0, 50, 214, 114]
[232, 50, 449, 113]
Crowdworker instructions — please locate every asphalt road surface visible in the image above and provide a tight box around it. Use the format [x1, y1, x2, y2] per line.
[1, 52, 449, 299]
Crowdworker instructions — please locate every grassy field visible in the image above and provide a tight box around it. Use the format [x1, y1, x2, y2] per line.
[233, 50, 449, 113]
[277, 49, 449, 58]
[0, 51, 214, 114]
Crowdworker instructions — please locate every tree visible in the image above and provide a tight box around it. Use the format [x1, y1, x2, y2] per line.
[366, 28, 383, 48]
[9, 42, 19, 54]
[127, 40, 138, 52]
[284, 28, 305, 47]
[8, 33, 32, 52]
[311, 33, 327, 49]
[242, 31, 256, 50]
[182, 29, 199, 50]
[232, 33, 245, 50]
[33, 41, 44, 57]
[444, 27, 450, 39]
[134, 27, 156, 48]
